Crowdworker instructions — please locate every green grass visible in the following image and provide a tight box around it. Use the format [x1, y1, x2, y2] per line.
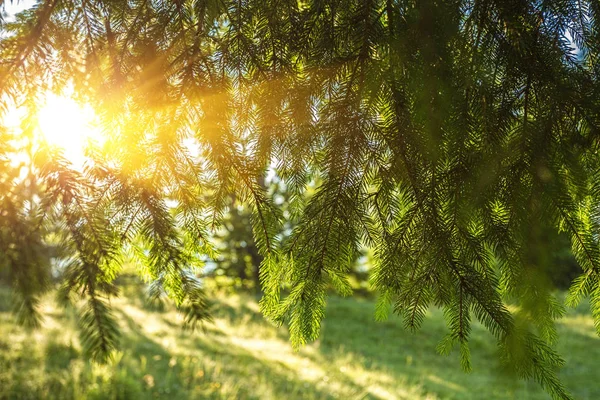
[0, 283, 598, 399]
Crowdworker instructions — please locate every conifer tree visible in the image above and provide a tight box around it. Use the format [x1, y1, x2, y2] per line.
[213, 194, 264, 290]
[1, 1, 600, 397]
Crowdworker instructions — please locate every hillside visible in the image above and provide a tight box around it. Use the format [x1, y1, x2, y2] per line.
[0, 284, 598, 399]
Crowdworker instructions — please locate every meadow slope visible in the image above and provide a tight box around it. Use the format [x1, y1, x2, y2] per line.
[0, 283, 598, 399]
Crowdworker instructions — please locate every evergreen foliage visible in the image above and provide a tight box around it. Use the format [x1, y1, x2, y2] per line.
[1, 0, 600, 397]
[212, 195, 264, 290]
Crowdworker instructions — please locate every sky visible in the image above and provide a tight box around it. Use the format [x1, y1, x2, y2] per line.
[3, 0, 35, 16]
[2, 0, 33, 21]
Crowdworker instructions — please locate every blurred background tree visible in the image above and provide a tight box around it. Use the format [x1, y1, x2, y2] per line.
[212, 196, 263, 292]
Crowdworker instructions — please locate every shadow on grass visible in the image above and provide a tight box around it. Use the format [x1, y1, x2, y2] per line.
[308, 296, 600, 400]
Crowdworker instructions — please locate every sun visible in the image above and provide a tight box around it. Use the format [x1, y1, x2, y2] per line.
[38, 93, 103, 164]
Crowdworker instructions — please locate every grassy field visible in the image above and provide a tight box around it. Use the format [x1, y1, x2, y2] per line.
[0, 281, 598, 400]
